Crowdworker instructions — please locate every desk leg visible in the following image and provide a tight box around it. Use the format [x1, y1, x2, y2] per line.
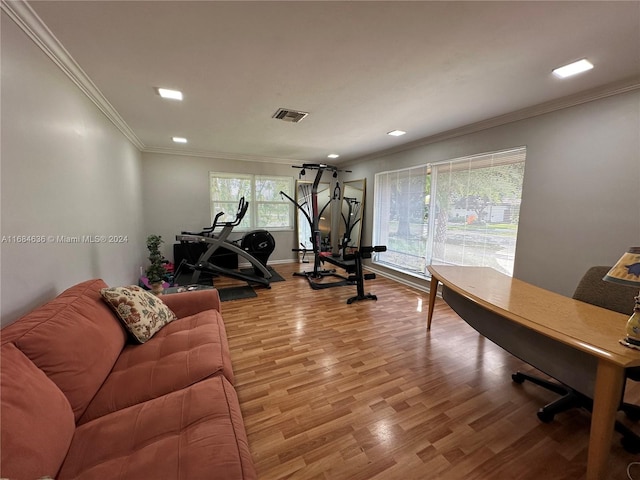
[586, 360, 624, 480]
[427, 276, 439, 330]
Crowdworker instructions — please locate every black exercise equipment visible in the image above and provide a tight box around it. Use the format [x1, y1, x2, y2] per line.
[240, 230, 275, 277]
[281, 163, 344, 280]
[319, 246, 387, 304]
[281, 163, 386, 303]
[175, 197, 275, 287]
[173, 243, 238, 273]
[341, 196, 361, 253]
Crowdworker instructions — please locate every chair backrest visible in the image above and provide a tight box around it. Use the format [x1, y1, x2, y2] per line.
[572, 266, 637, 315]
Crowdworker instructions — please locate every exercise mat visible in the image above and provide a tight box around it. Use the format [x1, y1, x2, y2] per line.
[218, 285, 258, 302]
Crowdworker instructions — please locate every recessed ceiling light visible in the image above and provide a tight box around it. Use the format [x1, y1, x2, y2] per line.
[172, 137, 187, 143]
[387, 130, 407, 137]
[552, 59, 594, 78]
[156, 88, 183, 100]
[327, 154, 340, 159]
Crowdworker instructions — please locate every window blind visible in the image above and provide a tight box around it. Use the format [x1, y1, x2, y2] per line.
[373, 147, 526, 278]
[428, 147, 525, 275]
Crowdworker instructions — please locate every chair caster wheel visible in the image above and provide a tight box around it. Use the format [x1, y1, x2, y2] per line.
[621, 435, 640, 454]
[624, 408, 640, 422]
[512, 373, 525, 384]
[537, 409, 554, 423]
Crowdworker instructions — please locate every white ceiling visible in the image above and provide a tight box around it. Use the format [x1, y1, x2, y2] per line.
[23, 1, 640, 164]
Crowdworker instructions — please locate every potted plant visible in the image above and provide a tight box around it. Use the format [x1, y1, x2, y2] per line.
[146, 234, 166, 295]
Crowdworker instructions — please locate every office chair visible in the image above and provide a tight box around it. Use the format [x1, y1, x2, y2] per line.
[512, 266, 640, 453]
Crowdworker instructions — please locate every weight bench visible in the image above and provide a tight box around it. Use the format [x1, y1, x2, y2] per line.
[315, 246, 387, 304]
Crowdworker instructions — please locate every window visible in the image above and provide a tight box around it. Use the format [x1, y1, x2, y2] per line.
[209, 173, 294, 231]
[373, 147, 526, 277]
[373, 165, 431, 275]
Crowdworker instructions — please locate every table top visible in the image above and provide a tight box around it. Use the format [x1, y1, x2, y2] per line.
[428, 265, 640, 368]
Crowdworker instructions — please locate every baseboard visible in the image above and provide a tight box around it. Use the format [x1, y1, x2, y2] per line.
[363, 264, 432, 294]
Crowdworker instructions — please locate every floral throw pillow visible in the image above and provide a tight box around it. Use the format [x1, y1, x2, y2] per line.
[100, 286, 177, 343]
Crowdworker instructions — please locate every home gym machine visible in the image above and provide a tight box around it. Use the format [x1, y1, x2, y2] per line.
[280, 163, 386, 304]
[175, 197, 275, 287]
[341, 196, 361, 254]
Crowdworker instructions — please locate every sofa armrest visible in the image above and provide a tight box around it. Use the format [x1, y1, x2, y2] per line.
[161, 289, 221, 318]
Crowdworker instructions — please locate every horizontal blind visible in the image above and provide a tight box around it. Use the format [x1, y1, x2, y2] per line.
[373, 164, 431, 275]
[428, 147, 526, 275]
[372, 147, 526, 278]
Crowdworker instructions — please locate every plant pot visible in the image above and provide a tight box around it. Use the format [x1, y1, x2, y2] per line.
[150, 282, 164, 296]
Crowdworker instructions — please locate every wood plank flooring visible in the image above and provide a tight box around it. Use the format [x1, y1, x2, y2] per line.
[214, 262, 640, 480]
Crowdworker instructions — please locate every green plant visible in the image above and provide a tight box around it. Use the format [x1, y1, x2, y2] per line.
[145, 234, 166, 284]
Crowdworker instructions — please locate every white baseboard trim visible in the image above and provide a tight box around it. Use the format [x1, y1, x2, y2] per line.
[363, 264, 431, 294]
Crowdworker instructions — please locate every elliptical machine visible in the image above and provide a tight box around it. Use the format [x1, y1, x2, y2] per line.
[175, 198, 275, 287]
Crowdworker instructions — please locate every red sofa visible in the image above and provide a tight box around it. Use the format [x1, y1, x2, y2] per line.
[0, 279, 256, 480]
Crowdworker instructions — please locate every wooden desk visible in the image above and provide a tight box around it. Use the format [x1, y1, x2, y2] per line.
[427, 265, 640, 480]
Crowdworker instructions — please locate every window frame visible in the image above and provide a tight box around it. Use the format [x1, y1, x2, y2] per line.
[372, 147, 526, 278]
[209, 172, 294, 232]
[372, 164, 431, 277]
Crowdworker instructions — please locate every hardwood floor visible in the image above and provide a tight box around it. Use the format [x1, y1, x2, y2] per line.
[214, 262, 640, 479]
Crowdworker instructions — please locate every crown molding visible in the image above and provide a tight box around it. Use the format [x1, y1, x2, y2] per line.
[2, 0, 145, 150]
[142, 146, 302, 166]
[346, 76, 640, 167]
[2, 0, 300, 165]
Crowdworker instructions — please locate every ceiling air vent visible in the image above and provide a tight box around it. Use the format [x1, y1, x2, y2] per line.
[272, 108, 309, 123]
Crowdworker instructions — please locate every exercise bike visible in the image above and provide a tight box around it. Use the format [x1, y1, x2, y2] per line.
[175, 198, 275, 287]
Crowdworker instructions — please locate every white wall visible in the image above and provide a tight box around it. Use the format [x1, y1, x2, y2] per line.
[346, 89, 640, 297]
[1, 12, 145, 326]
[140, 152, 299, 265]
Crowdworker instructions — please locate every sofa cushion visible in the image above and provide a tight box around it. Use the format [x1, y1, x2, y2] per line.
[100, 285, 177, 343]
[79, 309, 234, 423]
[59, 375, 257, 480]
[0, 343, 76, 479]
[0, 279, 127, 421]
